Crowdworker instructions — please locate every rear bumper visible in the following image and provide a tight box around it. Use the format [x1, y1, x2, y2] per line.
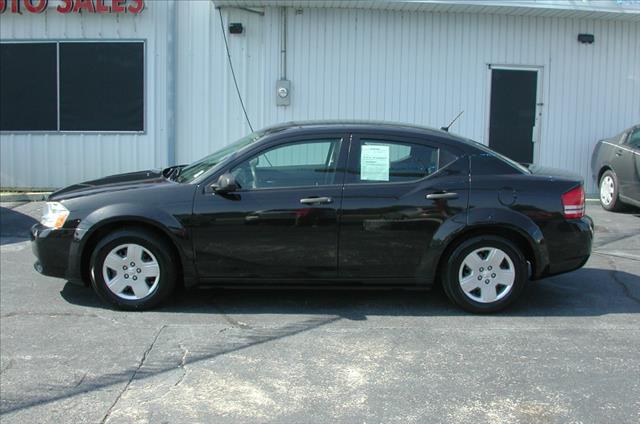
[540, 215, 593, 278]
[31, 224, 84, 284]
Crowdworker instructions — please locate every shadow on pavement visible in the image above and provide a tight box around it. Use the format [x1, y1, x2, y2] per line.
[0, 206, 38, 245]
[4, 203, 638, 418]
[60, 266, 640, 318]
[0, 313, 342, 416]
[6, 266, 638, 416]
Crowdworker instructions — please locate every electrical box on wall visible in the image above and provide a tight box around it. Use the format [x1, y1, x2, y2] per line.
[276, 79, 291, 106]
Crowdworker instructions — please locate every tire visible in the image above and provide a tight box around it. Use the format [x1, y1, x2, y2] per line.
[599, 170, 624, 212]
[442, 236, 528, 313]
[90, 228, 177, 310]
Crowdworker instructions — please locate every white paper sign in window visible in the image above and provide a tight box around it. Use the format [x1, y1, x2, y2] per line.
[361, 144, 390, 181]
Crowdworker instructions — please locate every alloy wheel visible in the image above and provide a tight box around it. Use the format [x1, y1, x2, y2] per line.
[458, 247, 516, 303]
[102, 243, 161, 300]
[600, 175, 614, 206]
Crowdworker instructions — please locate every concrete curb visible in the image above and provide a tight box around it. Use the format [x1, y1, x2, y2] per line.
[0, 192, 51, 202]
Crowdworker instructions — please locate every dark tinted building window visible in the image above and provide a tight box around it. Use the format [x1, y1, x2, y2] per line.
[0, 41, 144, 132]
[0, 43, 58, 131]
[60, 42, 144, 131]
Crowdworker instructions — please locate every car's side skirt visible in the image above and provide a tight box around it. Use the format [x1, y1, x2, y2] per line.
[196, 277, 432, 289]
[620, 195, 640, 208]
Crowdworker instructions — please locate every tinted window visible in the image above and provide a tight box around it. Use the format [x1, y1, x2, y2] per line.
[60, 42, 144, 131]
[460, 137, 530, 174]
[176, 131, 265, 183]
[626, 128, 640, 149]
[0, 43, 58, 131]
[471, 154, 524, 175]
[0, 41, 144, 132]
[231, 138, 342, 189]
[347, 138, 459, 184]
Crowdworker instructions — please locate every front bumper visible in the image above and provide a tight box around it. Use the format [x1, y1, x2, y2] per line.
[30, 223, 78, 281]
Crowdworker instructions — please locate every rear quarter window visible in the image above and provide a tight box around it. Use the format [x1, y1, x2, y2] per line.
[471, 154, 525, 175]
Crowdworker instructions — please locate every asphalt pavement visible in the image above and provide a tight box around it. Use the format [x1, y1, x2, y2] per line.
[1, 201, 639, 423]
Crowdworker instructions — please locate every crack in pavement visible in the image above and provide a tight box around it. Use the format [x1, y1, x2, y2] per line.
[121, 342, 192, 413]
[208, 301, 251, 329]
[602, 256, 640, 305]
[73, 372, 87, 388]
[174, 343, 189, 387]
[593, 250, 640, 262]
[593, 232, 640, 250]
[0, 359, 15, 376]
[99, 324, 167, 424]
[0, 316, 340, 415]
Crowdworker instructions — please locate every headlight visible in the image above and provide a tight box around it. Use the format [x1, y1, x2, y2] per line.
[41, 202, 70, 229]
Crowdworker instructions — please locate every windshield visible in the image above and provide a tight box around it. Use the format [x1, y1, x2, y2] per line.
[176, 131, 265, 183]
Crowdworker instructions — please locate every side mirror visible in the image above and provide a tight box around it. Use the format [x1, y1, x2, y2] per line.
[212, 173, 239, 194]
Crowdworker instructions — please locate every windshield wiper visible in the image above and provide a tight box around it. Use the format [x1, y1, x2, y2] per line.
[163, 165, 186, 181]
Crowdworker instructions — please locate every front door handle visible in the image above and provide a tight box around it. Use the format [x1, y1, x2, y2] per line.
[300, 196, 333, 205]
[426, 192, 459, 200]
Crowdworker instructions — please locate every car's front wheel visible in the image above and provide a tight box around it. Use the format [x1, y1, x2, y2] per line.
[90, 228, 177, 310]
[599, 170, 623, 211]
[442, 236, 528, 313]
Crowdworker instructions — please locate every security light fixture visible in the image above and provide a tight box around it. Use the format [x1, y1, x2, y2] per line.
[577, 33, 594, 44]
[229, 23, 244, 34]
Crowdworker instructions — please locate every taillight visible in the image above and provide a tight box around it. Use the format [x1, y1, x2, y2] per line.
[561, 185, 585, 219]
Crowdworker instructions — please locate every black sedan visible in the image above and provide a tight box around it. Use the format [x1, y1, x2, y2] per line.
[31, 121, 593, 313]
[591, 124, 640, 211]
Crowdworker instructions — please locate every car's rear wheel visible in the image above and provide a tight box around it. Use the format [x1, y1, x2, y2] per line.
[599, 170, 623, 211]
[90, 228, 176, 310]
[442, 236, 527, 313]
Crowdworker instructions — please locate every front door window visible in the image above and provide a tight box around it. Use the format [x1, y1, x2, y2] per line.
[231, 138, 342, 190]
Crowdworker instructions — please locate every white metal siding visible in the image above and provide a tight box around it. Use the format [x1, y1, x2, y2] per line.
[175, 1, 266, 165]
[1, 2, 638, 193]
[176, 4, 639, 194]
[0, 3, 171, 189]
[216, 1, 640, 20]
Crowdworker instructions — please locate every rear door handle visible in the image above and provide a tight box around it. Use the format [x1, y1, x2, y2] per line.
[615, 149, 623, 157]
[426, 192, 459, 200]
[300, 196, 333, 205]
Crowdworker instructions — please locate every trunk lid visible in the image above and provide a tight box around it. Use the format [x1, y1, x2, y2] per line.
[527, 164, 584, 182]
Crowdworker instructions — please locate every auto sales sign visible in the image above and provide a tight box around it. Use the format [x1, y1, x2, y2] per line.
[0, 0, 145, 14]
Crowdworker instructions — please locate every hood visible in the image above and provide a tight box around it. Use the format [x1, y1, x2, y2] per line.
[527, 164, 583, 182]
[49, 169, 169, 201]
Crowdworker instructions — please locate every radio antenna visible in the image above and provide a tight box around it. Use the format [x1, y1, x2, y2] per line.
[441, 111, 464, 132]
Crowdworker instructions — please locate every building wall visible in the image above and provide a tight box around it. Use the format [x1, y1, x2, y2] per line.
[0, 2, 172, 189]
[176, 2, 639, 194]
[1, 1, 638, 193]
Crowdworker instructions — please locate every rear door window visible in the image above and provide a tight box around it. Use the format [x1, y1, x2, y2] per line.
[346, 137, 459, 184]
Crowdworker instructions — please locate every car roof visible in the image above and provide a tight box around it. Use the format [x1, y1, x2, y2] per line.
[255, 120, 534, 172]
[260, 120, 467, 143]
